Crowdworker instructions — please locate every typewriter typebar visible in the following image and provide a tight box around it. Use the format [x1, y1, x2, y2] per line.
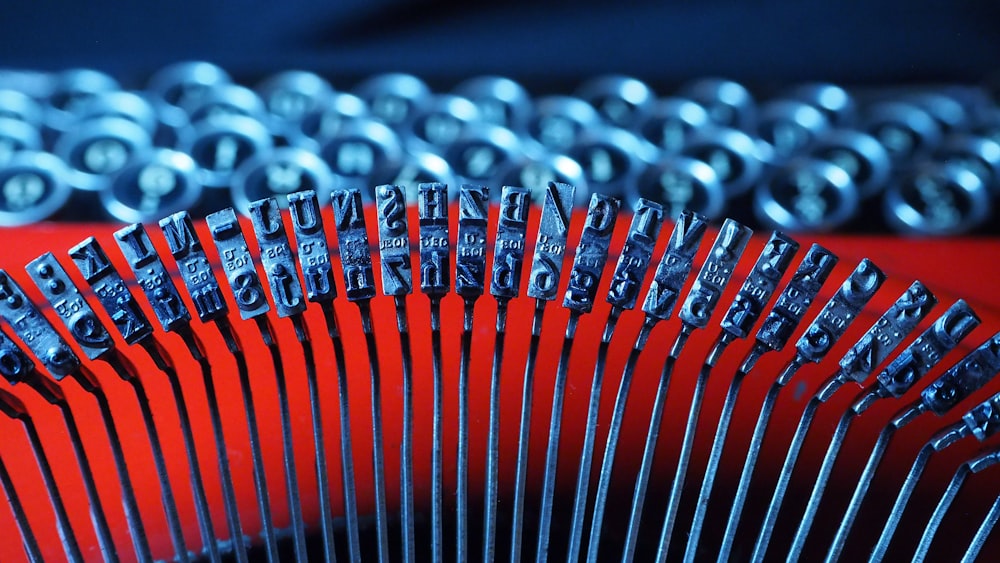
[0, 144, 999, 562]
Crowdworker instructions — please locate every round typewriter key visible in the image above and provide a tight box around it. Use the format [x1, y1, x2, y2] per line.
[678, 78, 755, 130]
[231, 146, 333, 216]
[0, 69, 53, 99]
[0, 118, 42, 165]
[0, 89, 42, 125]
[0, 151, 72, 226]
[43, 68, 120, 134]
[183, 114, 274, 189]
[147, 97, 195, 149]
[256, 70, 335, 131]
[639, 97, 710, 154]
[971, 108, 1000, 146]
[633, 155, 725, 219]
[444, 123, 523, 186]
[567, 126, 650, 198]
[932, 134, 1000, 194]
[75, 90, 159, 135]
[756, 100, 829, 162]
[884, 161, 990, 235]
[787, 82, 857, 127]
[185, 84, 268, 125]
[453, 75, 532, 132]
[295, 92, 369, 149]
[754, 157, 859, 232]
[352, 73, 432, 130]
[371, 150, 457, 203]
[902, 92, 968, 133]
[54, 116, 152, 192]
[808, 128, 892, 199]
[319, 118, 404, 194]
[146, 61, 232, 109]
[100, 148, 201, 223]
[409, 94, 482, 150]
[681, 126, 762, 196]
[502, 153, 590, 206]
[865, 101, 942, 164]
[575, 75, 655, 130]
[527, 95, 602, 152]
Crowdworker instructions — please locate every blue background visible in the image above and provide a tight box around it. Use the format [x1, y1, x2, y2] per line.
[2, 1, 999, 90]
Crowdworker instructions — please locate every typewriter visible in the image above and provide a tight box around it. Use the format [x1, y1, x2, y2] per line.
[1, 2, 999, 562]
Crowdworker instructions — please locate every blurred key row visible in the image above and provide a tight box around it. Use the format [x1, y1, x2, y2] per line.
[0, 62, 998, 234]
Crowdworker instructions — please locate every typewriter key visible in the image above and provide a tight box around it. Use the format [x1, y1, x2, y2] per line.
[903, 91, 969, 133]
[202, 208, 285, 561]
[509, 179, 575, 549]
[681, 125, 763, 196]
[787, 299, 979, 561]
[453, 75, 532, 132]
[0, 89, 42, 125]
[330, 188, 390, 558]
[146, 96, 195, 149]
[588, 210, 710, 562]
[353, 72, 432, 130]
[932, 133, 1000, 194]
[0, 71, 53, 104]
[42, 68, 120, 135]
[528, 95, 602, 152]
[371, 150, 457, 203]
[444, 123, 523, 187]
[866, 101, 943, 164]
[100, 148, 201, 223]
[808, 128, 892, 199]
[0, 265, 156, 562]
[54, 115, 152, 192]
[622, 218, 754, 561]
[787, 82, 857, 127]
[0, 117, 42, 165]
[566, 198, 665, 561]
[719, 258, 886, 562]
[502, 152, 589, 206]
[319, 117, 404, 200]
[662, 232, 799, 558]
[255, 70, 334, 131]
[575, 74, 656, 130]
[687, 243, 838, 560]
[638, 97, 710, 154]
[971, 107, 1000, 146]
[146, 61, 232, 109]
[479, 184, 529, 560]
[537, 193, 622, 560]
[184, 83, 268, 125]
[567, 126, 651, 199]
[832, 347, 1000, 562]
[409, 94, 482, 150]
[756, 99, 829, 162]
[884, 160, 991, 235]
[74, 90, 159, 136]
[754, 281, 937, 561]
[294, 92, 369, 149]
[183, 113, 273, 189]
[0, 151, 71, 226]
[231, 146, 333, 216]
[679, 77, 756, 130]
[416, 183, 454, 561]
[633, 155, 725, 219]
[245, 198, 313, 560]
[755, 157, 859, 232]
